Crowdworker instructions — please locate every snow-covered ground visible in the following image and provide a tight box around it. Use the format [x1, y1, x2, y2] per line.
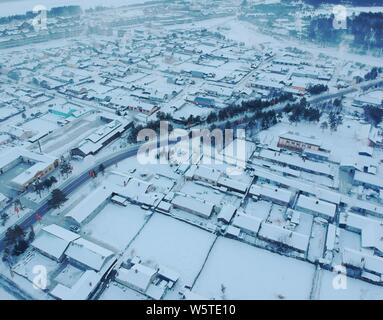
[126, 213, 216, 285]
[83, 202, 148, 251]
[318, 269, 383, 300]
[0, 287, 16, 300]
[193, 237, 316, 300]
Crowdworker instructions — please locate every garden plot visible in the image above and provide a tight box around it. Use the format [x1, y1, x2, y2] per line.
[193, 237, 315, 300]
[126, 213, 216, 285]
[318, 269, 383, 300]
[83, 203, 148, 251]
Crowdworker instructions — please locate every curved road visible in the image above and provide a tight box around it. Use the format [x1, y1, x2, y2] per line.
[0, 143, 145, 251]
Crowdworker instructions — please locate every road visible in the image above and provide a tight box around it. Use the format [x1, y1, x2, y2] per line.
[0, 136, 181, 251]
[0, 144, 142, 251]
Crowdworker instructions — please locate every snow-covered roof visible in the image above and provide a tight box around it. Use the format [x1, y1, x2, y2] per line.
[116, 264, 157, 292]
[296, 195, 336, 219]
[279, 132, 322, 147]
[172, 195, 214, 218]
[32, 224, 80, 260]
[340, 211, 383, 253]
[65, 187, 111, 225]
[217, 177, 249, 193]
[50, 270, 101, 300]
[232, 213, 262, 235]
[217, 205, 237, 223]
[193, 165, 222, 184]
[65, 238, 114, 271]
[354, 171, 383, 189]
[258, 222, 309, 253]
[343, 248, 383, 276]
[249, 184, 293, 204]
[259, 149, 333, 177]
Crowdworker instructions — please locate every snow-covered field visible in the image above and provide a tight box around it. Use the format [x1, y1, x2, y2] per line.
[126, 213, 216, 285]
[193, 237, 316, 300]
[83, 202, 148, 251]
[318, 270, 383, 300]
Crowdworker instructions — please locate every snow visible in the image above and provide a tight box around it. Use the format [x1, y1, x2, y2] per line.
[193, 237, 316, 300]
[318, 269, 383, 300]
[0, 287, 16, 300]
[126, 213, 216, 285]
[100, 281, 148, 300]
[83, 202, 148, 251]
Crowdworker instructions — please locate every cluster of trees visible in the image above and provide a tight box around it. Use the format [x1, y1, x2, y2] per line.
[207, 92, 294, 125]
[286, 98, 322, 124]
[307, 84, 328, 95]
[364, 105, 383, 126]
[1, 212, 9, 227]
[34, 176, 58, 196]
[48, 189, 67, 209]
[128, 92, 294, 142]
[328, 111, 343, 131]
[308, 12, 383, 51]
[59, 159, 73, 177]
[2, 225, 34, 262]
[127, 119, 174, 144]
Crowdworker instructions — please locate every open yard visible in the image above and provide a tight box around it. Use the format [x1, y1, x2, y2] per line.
[193, 237, 316, 299]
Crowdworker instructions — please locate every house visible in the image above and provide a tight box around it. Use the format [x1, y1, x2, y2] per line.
[65, 238, 114, 271]
[217, 177, 249, 194]
[0, 148, 60, 191]
[65, 187, 111, 226]
[194, 96, 216, 107]
[50, 270, 101, 300]
[342, 248, 383, 281]
[217, 205, 237, 224]
[339, 211, 383, 255]
[116, 264, 157, 293]
[252, 80, 284, 91]
[258, 222, 309, 254]
[296, 195, 337, 221]
[232, 213, 262, 237]
[172, 195, 214, 219]
[277, 132, 322, 152]
[249, 184, 293, 206]
[31, 224, 80, 261]
[353, 171, 383, 191]
[191, 165, 222, 185]
[71, 117, 132, 158]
